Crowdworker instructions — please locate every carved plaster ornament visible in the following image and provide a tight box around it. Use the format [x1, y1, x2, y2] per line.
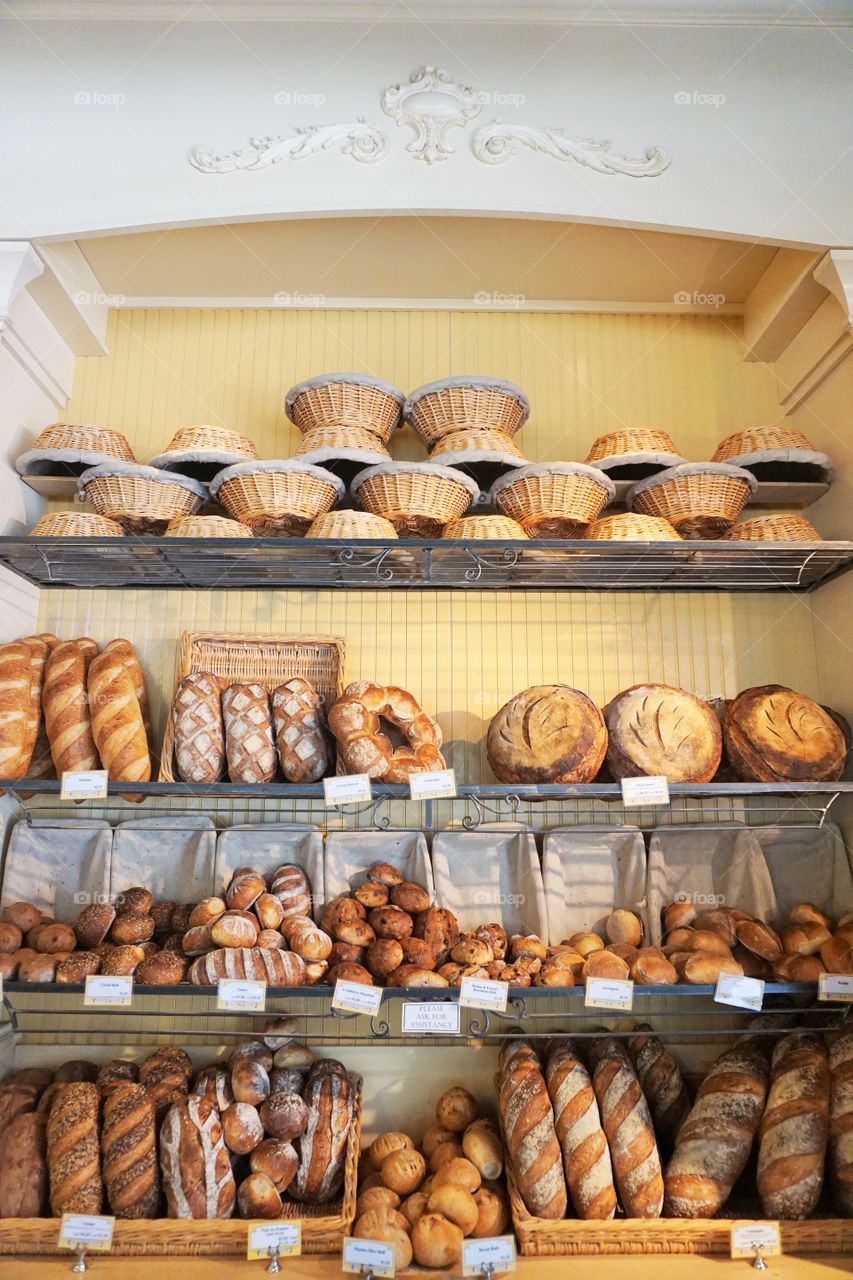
[189, 119, 388, 172]
[472, 121, 670, 177]
[381, 66, 481, 164]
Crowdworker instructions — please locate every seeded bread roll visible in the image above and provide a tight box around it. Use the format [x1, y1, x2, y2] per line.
[101, 1082, 159, 1218]
[497, 1041, 567, 1220]
[829, 1029, 853, 1214]
[588, 1036, 663, 1218]
[47, 1082, 102, 1215]
[757, 1031, 830, 1219]
[627, 1026, 691, 1153]
[545, 1040, 615, 1219]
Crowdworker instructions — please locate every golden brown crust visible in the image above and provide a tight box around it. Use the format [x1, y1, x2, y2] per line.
[47, 1082, 102, 1215]
[487, 684, 607, 784]
[102, 1083, 159, 1218]
[725, 685, 847, 782]
[603, 684, 721, 783]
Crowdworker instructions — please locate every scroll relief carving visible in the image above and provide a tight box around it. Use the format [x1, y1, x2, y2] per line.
[189, 120, 388, 173]
[472, 122, 670, 178]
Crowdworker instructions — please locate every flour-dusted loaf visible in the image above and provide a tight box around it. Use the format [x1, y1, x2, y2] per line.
[0, 640, 34, 779]
[88, 648, 151, 796]
[102, 639, 152, 746]
[272, 678, 331, 783]
[159, 1095, 236, 1219]
[725, 684, 848, 782]
[102, 1082, 160, 1218]
[271, 863, 313, 918]
[188, 946, 306, 986]
[19, 636, 49, 776]
[487, 684, 607, 784]
[757, 1030, 830, 1219]
[664, 1039, 769, 1217]
[829, 1029, 853, 1214]
[291, 1060, 355, 1203]
[498, 1041, 567, 1219]
[47, 1081, 103, 1215]
[627, 1025, 691, 1153]
[545, 1040, 616, 1219]
[603, 684, 721, 783]
[0, 1110, 48, 1217]
[222, 682, 276, 784]
[588, 1036, 663, 1218]
[43, 640, 100, 777]
[172, 671, 224, 784]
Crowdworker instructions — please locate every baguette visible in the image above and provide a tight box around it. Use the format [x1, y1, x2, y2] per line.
[829, 1029, 853, 1214]
[0, 641, 35, 778]
[102, 1082, 160, 1218]
[88, 649, 151, 800]
[757, 1031, 829, 1219]
[19, 636, 49, 774]
[627, 1025, 691, 1153]
[103, 639, 151, 746]
[498, 1044, 567, 1219]
[43, 640, 99, 776]
[664, 1040, 769, 1217]
[588, 1036, 663, 1218]
[545, 1040, 615, 1219]
[47, 1081, 102, 1215]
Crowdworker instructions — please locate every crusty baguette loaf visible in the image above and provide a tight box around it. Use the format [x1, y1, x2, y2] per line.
[159, 1095, 235, 1219]
[0, 640, 36, 778]
[88, 649, 150, 799]
[588, 1036, 663, 1218]
[188, 946, 305, 986]
[664, 1040, 769, 1217]
[545, 1040, 615, 1219]
[272, 678, 331, 783]
[43, 640, 99, 776]
[628, 1025, 691, 1152]
[103, 639, 151, 746]
[19, 636, 49, 775]
[291, 1060, 354, 1203]
[757, 1030, 829, 1219]
[829, 1029, 853, 1214]
[498, 1043, 567, 1219]
[172, 672, 224, 784]
[0, 1110, 48, 1217]
[222, 683, 276, 784]
[47, 1081, 102, 1215]
[102, 1082, 160, 1218]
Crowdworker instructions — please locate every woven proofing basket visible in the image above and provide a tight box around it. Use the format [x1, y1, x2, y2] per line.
[28, 512, 124, 538]
[295, 425, 391, 458]
[289, 380, 402, 444]
[586, 514, 682, 541]
[428, 427, 526, 459]
[442, 515, 529, 540]
[161, 424, 258, 459]
[83, 472, 204, 533]
[307, 510, 398, 539]
[713, 426, 816, 462]
[726, 513, 822, 542]
[28, 422, 135, 461]
[216, 468, 341, 536]
[407, 384, 528, 448]
[355, 469, 476, 537]
[629, 466, 754, 539]
[164, 516, 252, 538]
[585, 428, 682, 464]
[493, 466, 612, 538]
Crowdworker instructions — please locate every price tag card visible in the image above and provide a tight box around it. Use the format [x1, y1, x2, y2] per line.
[730, 1221, 781, 1259]
[584, 977, 634, 1011]
[401, 1001, 461, 1035]
[332, 979, 383, 1016]
[84, 974, 132, 1007]
[714, 973, 765, 1012]
[458, 976, 509, 1012]
[462, 1235, 517, 1276]
[58, 1214, 115, 1251]
[342, 1236, 395, 1277]
[217, 978, 267, 1011]
[323, 774, 372, 805]
[409, 768, 457, 800]
[60, 769, 108, 800]
[819, 974, 853, 1002]
[246, 1220, 301, 1260]
[620, 775, 670, 806]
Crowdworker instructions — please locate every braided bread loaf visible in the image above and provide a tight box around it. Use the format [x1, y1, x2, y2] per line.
[43, 640, 99, 775]
[829, 1029, 853, 1214]
[498, 1041, 567, 1220]
[328, 680, 445, 783]
[757, 1031, 830, 1219]
[172, 672, 224, 784]
[222, 683, 276, 783]
[272, 678, 331, 783]
[47, 1081, 102, 1215]
[628, 1025, 691, 1153]
[588, 1036, 663, 1218]
[545, 1040, 615, 1219]
[102, 1082, 160, 1218]
[160, 1095, 235, 1219]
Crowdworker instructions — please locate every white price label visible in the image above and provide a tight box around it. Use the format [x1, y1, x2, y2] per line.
[458, 976, 509, 1012]
[714, 973, 765, 1012]
[401, 1002, 461, 1035]
[342, 1237, 395, 1277]
[620, 775, 670, 806]
[332, 979, 383, 1015]
[84, 975, 133, 1007]
[217, 978, 267, 1011]
[730, 1221, 781, 1259]
[58, 1214, 115, 1251]
[584, 976, 634, 1011]
[60, 769, 109, 800]
[323, 774, 372, 805]
[819, 974, 853, 1002]
[409, 768, 457, 800]
[462, 1235, 517, 1276]
[246, 1221, 301, 1260]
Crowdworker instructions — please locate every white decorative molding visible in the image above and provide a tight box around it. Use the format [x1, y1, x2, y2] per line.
[472, 123, 670, 177]
[109, 294, 743, 316]
[0, 243, 44, 331]
[814, 249, 853, 331]
[381, 67, 481, 164]
[189, 120, 388, 173]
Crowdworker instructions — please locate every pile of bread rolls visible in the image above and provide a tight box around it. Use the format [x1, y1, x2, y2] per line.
[0, 1029, 357, 1220]
[0, 633, 151, 794]
[354, 1086, 509, 1269]
[499, 1026, 853, 1223]
[487, 681, 849, 786]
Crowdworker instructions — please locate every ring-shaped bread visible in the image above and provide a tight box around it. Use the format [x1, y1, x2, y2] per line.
[328, 680, 445, 783]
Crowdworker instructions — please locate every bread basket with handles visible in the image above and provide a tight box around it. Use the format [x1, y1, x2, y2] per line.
[78, 462, 207, 534]
[404, 376, 530, 449]
[491, 462, 615, 538]
[209, 460, 344, 536]
[285, 372, 404, 444]
[627, 462, 757, 539]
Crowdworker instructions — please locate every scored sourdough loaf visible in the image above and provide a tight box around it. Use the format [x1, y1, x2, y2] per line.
[587, 1036, 663, 1218]
[829, 1029, 853, 1214]
[101, 1081, 160, 1218]
[160, 1095, 236, 1219]
[497, 1040, 568, 1219]
[88, 647, 151, 797]
[724, 684, 848, 782]
[272, 678, 331, 783]
[663, 1039, 770, 1217]
[627, 1025, 691, 1153]
[222, 683, 276, 784]
[757, 1030, 830, 1219]
[603, 683, 721, 783]
[291, 1059, 355, 1203]
[486, 684, 608, 784]
[47, 1081, 103, 1215]
[545, 1039, 616, 1219]
[172, 671, 225, 784]
[188, 946, 306, 986]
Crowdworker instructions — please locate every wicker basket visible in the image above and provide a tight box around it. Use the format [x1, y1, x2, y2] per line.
[627, 463, 756, 539]
[404, 377, 530, 448]
[584, 428, 686, 478]
[726, 513, 822, 542]
[307, 510, 399, 539]
[586, 514, 682, 541]
[158, 630, 346, 782]
[164, 515, 252, 539]
[16, 422, 136, 478]
[79, 463, 207, 534]
[712, 426, 832, 483]
[491, 463, 615, 538]
[714, 426, 816, 461]
[28, 512, 124, 538]
[149, 424, 259, 481]
[429, 427, 526, 460]
[209, 461, 344, 537]
[285, 373, 404, 444]
[352, 462, 480, 538]
[294, 426, 390, 486]
[442, 515, 529, 540]
[0, 1076, 362, 1257]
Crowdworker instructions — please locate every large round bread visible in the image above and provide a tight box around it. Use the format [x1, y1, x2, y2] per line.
[603, 683, 721, 783]
[724, 685, 847, 782]
[486, 685, 607, 784]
